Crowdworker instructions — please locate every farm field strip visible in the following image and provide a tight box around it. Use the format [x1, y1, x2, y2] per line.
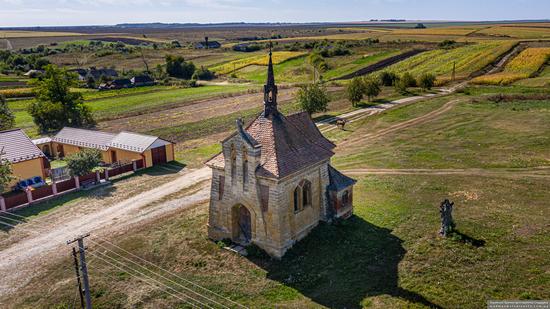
[473, 47, 550, 85]
[210, 51, 307, 75]
[383, 41, 518, 82]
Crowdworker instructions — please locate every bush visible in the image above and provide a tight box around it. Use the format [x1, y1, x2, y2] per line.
[379, 71, 399, 86]
[297, 82, 329, 114]
[0, 95, 15, 131]
[192, 66, 215, 81]
[66, 149, 102, 177]
[401, 72, 417, 87]
[418, 73, 436, 90]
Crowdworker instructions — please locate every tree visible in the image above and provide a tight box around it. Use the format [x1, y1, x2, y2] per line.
[297, 82, 329, 115]
[165, 55, 195, 79]
[418, 73, 436, 90]
[28, 65, 94, 133]
[0, 95, 15, 131]
[0, 149, 15, 193]
[364, 77, 381, 102]
[66, 148, 102, 177]
[379, 71, 398, 87]
[347, 77, 365, 107]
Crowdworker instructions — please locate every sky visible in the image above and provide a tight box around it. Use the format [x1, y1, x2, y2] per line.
[0, 0, 549, 27]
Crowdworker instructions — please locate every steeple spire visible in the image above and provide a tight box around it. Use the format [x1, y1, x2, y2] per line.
[263, 42, 278, 117]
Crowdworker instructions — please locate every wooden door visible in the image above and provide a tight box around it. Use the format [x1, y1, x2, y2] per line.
[238, 206, 251, 243]
[151, 146, 167, 165]
[110, 150, 117, 163]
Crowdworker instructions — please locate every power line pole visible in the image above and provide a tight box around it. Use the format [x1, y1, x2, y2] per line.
[68, 234, 92, 309]
[71, 247, 85, 309]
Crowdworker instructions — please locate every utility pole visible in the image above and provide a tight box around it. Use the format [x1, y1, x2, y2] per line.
[72, 247, 85, 309]
[67, 234, 92, 309]
[452, 61, 456, 81]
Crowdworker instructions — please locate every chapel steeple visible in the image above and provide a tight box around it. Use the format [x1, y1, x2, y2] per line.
[263, 43, 278, 117]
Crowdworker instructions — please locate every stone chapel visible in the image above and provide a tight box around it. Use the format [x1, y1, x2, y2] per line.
[205, 49, 356, 258]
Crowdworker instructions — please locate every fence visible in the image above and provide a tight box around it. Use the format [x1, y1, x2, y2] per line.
[0, 160, 143, 211]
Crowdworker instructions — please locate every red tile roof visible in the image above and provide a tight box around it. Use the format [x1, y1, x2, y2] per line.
[207, 111, 335, 179]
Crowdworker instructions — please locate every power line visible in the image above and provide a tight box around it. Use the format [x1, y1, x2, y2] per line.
[89, 239, 231, 309]
[0, 212, 247, 308]
[90, 237, 247, 308]
[87, 250, 201, 308]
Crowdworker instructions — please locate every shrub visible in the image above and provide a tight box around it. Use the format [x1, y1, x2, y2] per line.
[66, 148, 102, 177]
[379, 71, 399, 86]
[192, 66, 215, 81]
[401, 72, 417, 87]
[418, 73, 436, 90]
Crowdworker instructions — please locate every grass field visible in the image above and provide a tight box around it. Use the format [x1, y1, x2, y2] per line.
[473, 47, 550, 85]
[331, 95, 550, 169]
[515, 65, 550, 87]
[7, 87, 550, 309]
[8, 84, 254, 136]
[383, 41, 517, 82]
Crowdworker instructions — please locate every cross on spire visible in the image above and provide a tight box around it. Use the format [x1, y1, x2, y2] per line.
[263, 42, 278, 117]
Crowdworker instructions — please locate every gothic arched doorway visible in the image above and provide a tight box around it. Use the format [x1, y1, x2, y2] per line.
[233, 204, 252, 245]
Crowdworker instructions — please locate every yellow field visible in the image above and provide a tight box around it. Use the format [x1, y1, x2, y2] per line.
[383, 41, 517, 82]
[211, 51, 307, 75]
[0, 31, 84, 38]
[0, 87, 33, 98]
[472, 47, 550, 85]
[475, 26, 550, 39]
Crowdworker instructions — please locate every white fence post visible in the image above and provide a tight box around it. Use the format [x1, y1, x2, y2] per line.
[105, 169, 109, 181]
[26, 188, 33, 204]
[74, 176, 80, 189]
[0, 197, 6, 212]
[132, 160, 137, 172]
[96, 170, 101, 183]
[52, 182, 58, 195]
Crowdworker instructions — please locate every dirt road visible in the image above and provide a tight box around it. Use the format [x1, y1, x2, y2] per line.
[0, 167, 211, 299]
[337, 99, 461, 147]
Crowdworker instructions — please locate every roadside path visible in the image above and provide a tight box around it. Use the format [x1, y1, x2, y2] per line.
[337, 99, 461, 147]
[0, 167, 211, 298]
[318, 94, 440, 134]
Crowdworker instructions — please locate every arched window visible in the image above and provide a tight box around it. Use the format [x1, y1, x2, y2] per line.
[342, 190, 350, 206]
[302, 181, 312, 207]
[242, 147, 248, 184]
[230, 144, 236, 180]
[293, 187, 300, 212]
